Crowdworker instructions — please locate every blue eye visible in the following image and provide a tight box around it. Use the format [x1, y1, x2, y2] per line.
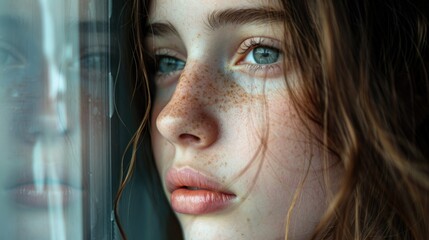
[237, 37, 284, 78]
[156, 56, 185, 74]
[247, 46, 280, 65]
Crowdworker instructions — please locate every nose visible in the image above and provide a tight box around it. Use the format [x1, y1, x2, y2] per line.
[155, 63, 220, 149]
[25, 63, 69, 142]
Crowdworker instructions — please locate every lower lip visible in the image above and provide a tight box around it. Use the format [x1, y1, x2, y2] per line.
[170, 188, 235, 215]
[10, 184, 79, 208]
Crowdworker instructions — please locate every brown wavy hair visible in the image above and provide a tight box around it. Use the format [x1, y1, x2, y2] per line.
[115, 0, 429, 239]
[280, 1, 429, 239]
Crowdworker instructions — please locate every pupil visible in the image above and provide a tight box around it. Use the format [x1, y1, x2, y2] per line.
[161, 58, 173, 72]
[158, 57, 185, 73]
[253, 47, 279, 64]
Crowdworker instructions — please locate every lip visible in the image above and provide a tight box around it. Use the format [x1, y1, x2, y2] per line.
[166, 168, 236, 215]
[7, 170, 82, 209]
[9, 181, 81, 208]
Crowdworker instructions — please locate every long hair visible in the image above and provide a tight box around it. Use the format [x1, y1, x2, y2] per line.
[280, 0, 429, 239]
[113, 0, 154, 238]
[116, 0, 429, 239]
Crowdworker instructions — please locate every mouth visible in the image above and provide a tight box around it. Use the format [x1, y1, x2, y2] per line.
[166, 168, 236, 215]
[8, 178, 82, 209]
[6, 168, 83, 209]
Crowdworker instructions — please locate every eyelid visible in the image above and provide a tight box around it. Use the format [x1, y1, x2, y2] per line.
[81, 45, 109, 56]
[80, 45, 109, 55]
[153, 48, 187, 73]
[154, 48, 186, 62]
[237, 37, 281, 55]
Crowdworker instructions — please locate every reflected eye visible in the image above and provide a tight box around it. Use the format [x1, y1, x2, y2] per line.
[156, 56, 185, 74]
[80, 53, 108, 70]
[244, 46, 280, 65]
[0, 46, 24, 69]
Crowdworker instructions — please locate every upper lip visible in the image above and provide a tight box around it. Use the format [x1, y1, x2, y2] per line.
[166, 167, 234, 195]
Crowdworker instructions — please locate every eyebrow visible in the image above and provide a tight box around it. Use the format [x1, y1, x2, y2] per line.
[0, 16, 26, 30]
[146, 22, 179, 37]
[146, 7, 285, 37]
[77, 21, 109, 33]
[206, 7, 285, 30]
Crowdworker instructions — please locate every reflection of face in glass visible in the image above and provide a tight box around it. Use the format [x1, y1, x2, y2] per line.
[0, 0, 109, 239]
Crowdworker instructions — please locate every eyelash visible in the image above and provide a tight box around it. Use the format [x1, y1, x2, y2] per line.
[151, 37, 283, 81]
[236, 37, 283, 77]
[153, 49, 182, 73]
[238, 37, 267, 54]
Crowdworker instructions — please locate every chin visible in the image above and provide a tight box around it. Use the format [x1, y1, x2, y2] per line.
[179, 216, 285, 240]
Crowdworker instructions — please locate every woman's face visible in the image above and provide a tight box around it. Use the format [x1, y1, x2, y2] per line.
[148, 0, 338, 239]
[0, 0, 109, 239]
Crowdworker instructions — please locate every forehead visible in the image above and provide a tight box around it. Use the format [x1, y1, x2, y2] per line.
[149, 0, 281, 21]
[0, 0, 105, 23]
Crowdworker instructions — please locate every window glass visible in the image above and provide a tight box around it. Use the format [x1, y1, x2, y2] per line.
[0, 0, 112, 239]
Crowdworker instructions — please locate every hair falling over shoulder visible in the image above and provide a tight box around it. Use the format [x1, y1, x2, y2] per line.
[114, 0, 153, 239]
[280, 0, 429, 239]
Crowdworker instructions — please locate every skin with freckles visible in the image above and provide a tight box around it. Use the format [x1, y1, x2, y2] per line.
[147, 0, 341, 239]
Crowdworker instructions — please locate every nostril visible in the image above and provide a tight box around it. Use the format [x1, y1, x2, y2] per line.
[179, 133, 201, 144]
[156, 103, 219, 148]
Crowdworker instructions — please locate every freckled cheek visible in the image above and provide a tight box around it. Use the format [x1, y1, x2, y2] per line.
[264, 96, 317, 168]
